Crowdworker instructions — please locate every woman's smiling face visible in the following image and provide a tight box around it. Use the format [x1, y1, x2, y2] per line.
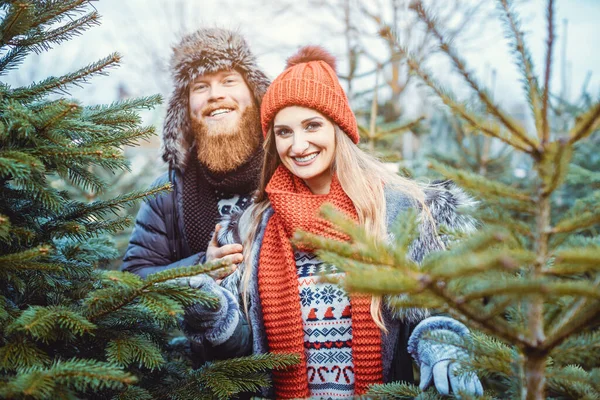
[273, 106, 336, 195]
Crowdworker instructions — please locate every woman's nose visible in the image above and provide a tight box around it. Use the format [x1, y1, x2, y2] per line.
[291, 136, 310, 154]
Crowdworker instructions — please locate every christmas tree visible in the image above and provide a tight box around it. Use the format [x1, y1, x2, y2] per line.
[297, 1, 600, 399]
[0, 1, 296, 399]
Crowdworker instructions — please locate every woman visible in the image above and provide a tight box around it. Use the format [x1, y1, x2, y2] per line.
[182, 46, 483, 399]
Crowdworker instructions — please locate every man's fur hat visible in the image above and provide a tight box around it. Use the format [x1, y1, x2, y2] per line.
[162, 28, 270, 170]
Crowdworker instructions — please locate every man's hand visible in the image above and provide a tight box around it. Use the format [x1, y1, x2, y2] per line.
[205, 224, 243, 283]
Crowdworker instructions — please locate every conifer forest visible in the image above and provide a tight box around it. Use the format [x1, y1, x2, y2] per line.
[0, 0, 598, 399]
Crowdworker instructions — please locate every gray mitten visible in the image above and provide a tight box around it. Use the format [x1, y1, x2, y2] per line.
[408, 316, 483, 399]
[182, 274, 240, 346]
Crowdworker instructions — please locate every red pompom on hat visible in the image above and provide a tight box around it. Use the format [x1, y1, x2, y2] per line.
[260, 45, 359, 144]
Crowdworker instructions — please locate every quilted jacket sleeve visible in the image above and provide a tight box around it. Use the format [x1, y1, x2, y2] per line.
[121, 173, 206, 279]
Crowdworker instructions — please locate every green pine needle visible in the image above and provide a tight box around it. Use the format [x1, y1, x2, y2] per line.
[106, 334, 165, 370]
[8, 305, 96, 341]
[0, 337, 51, 372]
[0, 359, 137, 399]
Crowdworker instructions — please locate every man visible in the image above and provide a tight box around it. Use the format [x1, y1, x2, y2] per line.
[121, 28, 269, 365]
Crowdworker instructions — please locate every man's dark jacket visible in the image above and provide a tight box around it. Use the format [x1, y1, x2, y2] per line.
[121, 170, 252, 367]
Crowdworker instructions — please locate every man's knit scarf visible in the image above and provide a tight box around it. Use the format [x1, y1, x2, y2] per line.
[182, 148, 263, 254]
[259, 166, 383, 399]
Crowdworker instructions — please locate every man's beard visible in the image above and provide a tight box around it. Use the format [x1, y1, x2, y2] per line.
[191, 103, 262, 173]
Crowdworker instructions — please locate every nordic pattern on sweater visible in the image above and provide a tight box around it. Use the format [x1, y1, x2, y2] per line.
[296, 250, 354, 399]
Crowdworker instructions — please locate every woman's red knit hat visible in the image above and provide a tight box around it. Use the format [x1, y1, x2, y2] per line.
[260, 46, 360, 144]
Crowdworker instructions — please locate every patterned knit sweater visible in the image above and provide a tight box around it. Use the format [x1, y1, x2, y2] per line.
[296, 250, 354, 399]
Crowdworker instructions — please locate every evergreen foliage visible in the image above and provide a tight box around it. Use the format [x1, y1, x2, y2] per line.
[0, 1, 297, 398]
[297, 1, 600, 399]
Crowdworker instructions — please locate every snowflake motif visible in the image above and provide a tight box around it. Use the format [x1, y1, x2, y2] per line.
[299, 287, 314, 307]
[319, 285, 337, 304]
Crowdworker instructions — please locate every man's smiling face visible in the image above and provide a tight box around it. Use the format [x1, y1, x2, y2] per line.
[188, 69, 254, 137]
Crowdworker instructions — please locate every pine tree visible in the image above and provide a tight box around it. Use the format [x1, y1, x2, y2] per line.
[296, 1, 600, 399]
[0, 1, 297, 399]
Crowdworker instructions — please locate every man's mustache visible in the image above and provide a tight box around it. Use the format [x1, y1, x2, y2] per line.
[202, 102, 238, 117]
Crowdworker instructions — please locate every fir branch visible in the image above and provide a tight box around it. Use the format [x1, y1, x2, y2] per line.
[144, 259, 236, 285]
[459, 279, 600, 303]
[407, 57, 534, 153]
[12, 11, 101, 53]
[151, 284, 209, 307]
[0, 337, 50, 372]
[367, 382, 438, 399]
[0, 45, 28, 75]
[36, 100, 80, 132]
[32, 0, 93, 29]
[386, 293, 447, 314]
[546, 365, 600, 399]
[106, 334, 164, 370]
[112, 386, 153, 400]
[193, 353, 300, 400]
[467, 331, 516, 377]
[541, 0, 555, 143]
[0, 359, 137, 399]
[44, 185, 170, 233]
[0, 150, 44, 180]
[498, 0, 544, 141]
[568, 100, 600, 144]
[137, 292, 184, 327]
[552, 192, 600, 234]
[100, 270, 144, 287]
[539, 139, 572, 196]
[429, 160, 534, 207]
[375, 116, 425, 138]
[11, 53, 121, 100]
[551, 331, 600, 367]
[90, 125, 156, 147]
[32, 146, 126, 171]
[4, 260, 63, 272]
[548, 247, 600, 275]
[0, 1, 34, 48]
[567, 163, 600, 186]
[85, 262, 229, 322]
[0, 213, 10, 242]
[324, 255, 423, 295]
[544, 275, 600, 351]
[3, 100, 36, 138]
[65, 164, 107, 194]
[83, 95, 163, 120]
[0, 245, 52, 264]
[7, 305, 96, 341]
[311, 200, 532, 348]
[413, 1, 539, 152]
[200, 353, 300, 375]
[473, 207, 533, 239]
[425, 248, 532, 279]
[11, 176, 67, 213]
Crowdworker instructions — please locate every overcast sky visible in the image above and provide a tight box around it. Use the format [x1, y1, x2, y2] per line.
[7, 0, 600, 115]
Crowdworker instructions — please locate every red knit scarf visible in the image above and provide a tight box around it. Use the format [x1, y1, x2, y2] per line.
[258, 166, 383, 399]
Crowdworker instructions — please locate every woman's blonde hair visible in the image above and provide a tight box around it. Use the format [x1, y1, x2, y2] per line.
[240, 121, 431, 331]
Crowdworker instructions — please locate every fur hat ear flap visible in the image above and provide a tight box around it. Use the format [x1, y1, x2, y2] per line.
[162, 86, 192, 168]
[246, 68, 271, 106]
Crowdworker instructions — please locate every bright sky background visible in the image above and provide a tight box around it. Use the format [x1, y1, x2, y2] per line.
[6, 0, 600, 118]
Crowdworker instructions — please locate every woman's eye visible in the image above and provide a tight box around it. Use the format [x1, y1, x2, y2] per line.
[193, 84, 208, 91]
[275, 128, 292, 137]
[224, 78, 237, 85]
[305, 122, 322, 131]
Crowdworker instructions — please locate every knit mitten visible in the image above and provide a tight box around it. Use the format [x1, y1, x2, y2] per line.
[181, 274, 240, 346]
[408, 316, 483, 399]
